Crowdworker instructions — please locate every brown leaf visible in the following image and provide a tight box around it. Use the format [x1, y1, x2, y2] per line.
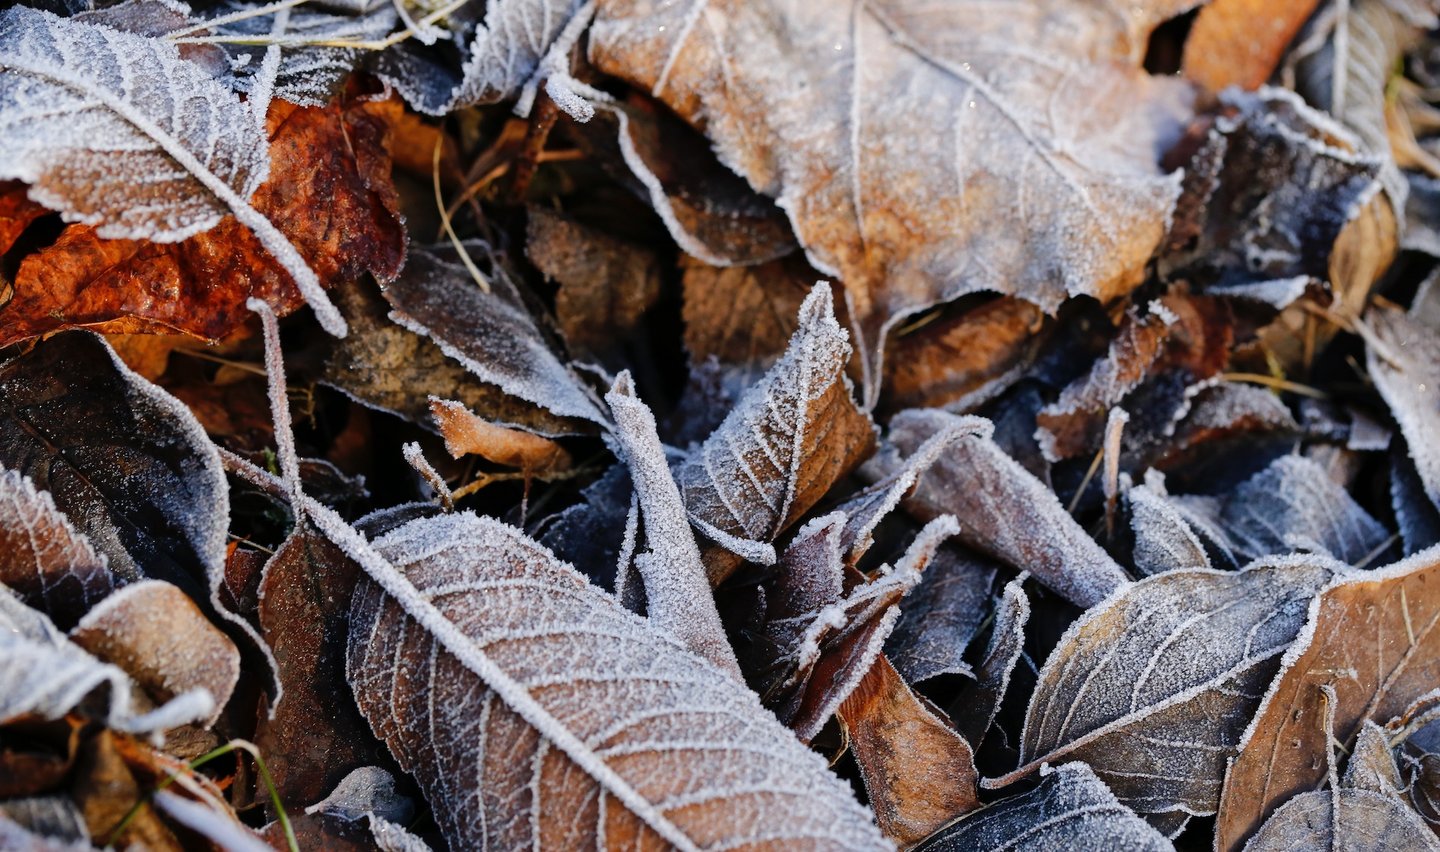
[677, 284, 876, 582]
[1216, 546, 1440, 850]
[991, 557, 1335, 825]
[343, 511, 886, 850]
[1182, 0, 1321, 92]
[0, 465, 116, 631]
[1243, 788, 1440, 852]
[681, 254, 817, 386]
[526, 206, 663, 364]
[884, 297, 1046, 413]
[0, 178, 50, 252]
[72, 731, 180, 850]
[430, 398, 572, 473]
[70, 580, 239, 729]
[253, 527, 390, 811]
[0, 98, 405, 346]
[591, 0, 1196, 388]
[838, 656, 981, 846]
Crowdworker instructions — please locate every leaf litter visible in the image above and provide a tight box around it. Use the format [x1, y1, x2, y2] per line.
[5, 0, 1440, 849]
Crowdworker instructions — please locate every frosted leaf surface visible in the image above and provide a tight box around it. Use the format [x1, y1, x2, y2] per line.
[1242, 788, 1440, 852]
[591, 0, 1195, 387]
[1216, 545, 1440, 850]
[382, 245, 608, 427]
[1392, 442, 1440, 555]
[993, 557, 1336, 822]
[0, 6, 342, 334]
[915, 763, 1172, 852]
[306, 766, 415, 825]
[878, 408, 1128, 608]
[0, 463, 117, 630]
[1343, 720, 1405, 797]
[0, 584, 211, 734]
[0, 797, 89, 845]
[885, 546, 998, 684]
[1128, 471, 1212, 576]
[1367, 303, 1440, 512]
[377, 0, 586, 115]
[345, 510, 886, 851]
[952, 574, 1030, 749]
[675, 284, 876, 584]
[70, 579, 240, 729]
[0, 813, 93, 852]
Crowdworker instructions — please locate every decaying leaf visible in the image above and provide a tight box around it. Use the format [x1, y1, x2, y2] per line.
[0, 6, 344, 335]
[1243, 788, 1440, 852]
[676, 284, 876, 582]
[991, 556, 1336, 824]
[837, 656, 981, 846]
[1217, 545, 1440, 850]
[70, 580, 239, 729]
[953, 575, 1030, 749]
[0, 464, 117, 630]
[876, 408, 1129, 608]
[344, 510, 887, 850]
[1367, 302, 1440, 512]
[680, 254, 816, 392]
[1127, 471, 1213, 576]
[591, 0, 1197, 390]
[1182, 0, 1321, 92]
[916, 763, 1171, 851]
[884, 546, 999, 685]
[431, 397, 572, 473]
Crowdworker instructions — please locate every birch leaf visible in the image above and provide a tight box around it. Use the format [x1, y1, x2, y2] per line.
[990, 557, 1336, 823]
[591, 0, 1196, 388]
[915, 763, 1172, 852]
[1242, 789, 1440, 852]
[0, 464, 117, 631]
[344, 510, 886, 850]
[0, 6, 343, 334]
[1216, 545, 1440, 850]
[676, 284, 876, 583]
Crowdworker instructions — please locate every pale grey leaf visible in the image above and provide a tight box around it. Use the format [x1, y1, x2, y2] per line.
[0, 463, 118, 630]
[953, 574, 1029, 749]
[1243, 788, 1440, 852]
[886, 546, 999, 685]
[1128, 471, 1211, 576]
[877, 408, 1129, 608]
[1343, 720, 1405, 796]
[995, 557, 1336, 820]
[343, 510, 886, 851]
[916, 763, 1172, 852]
[1367, 303, 1440, 513]
[0, 6, 342, 333]
[306, 766, 416, 826]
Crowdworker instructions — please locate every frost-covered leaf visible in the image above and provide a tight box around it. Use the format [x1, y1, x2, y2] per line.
[875, 408, 1129, 608]
[915, 763, 1171, 852]
[0, 333, 228, 610]
[991, 557, 1336, 823]
[1242, 788, 1440, 852]
[0, 464, 117, 630]
[837, 656, 981, 846]
[885, 546, 998, 684]
[0, 98, 405, 346]
[0, 813, 92, 852]
[591, 0, 1196, 391]
[382, 245, 608, 427]
[1217, 545, 1440, 850]
[1160, 88, 1380, 296]
[676, 284, 876, 583]
[344, 510, 886, 850]
[0, 797, 89, 847]
[1170, 454, 1390, 566]
[1367, 302, 1440, 513]
[153, 790, 270, 852]
[1344, 720, 1406, 796]
[0, 6, 343, 334]
[0, 585, 210, 734]
[1127, 471, 1212, 576]
[70, 580, 239, 729]
[953, 575, 1030, 749]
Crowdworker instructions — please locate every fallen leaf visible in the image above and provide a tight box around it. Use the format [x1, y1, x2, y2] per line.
[990, 556, 1336, 825]
[676, 284, 876, 582]
[0, 800, 90, 849]
[1345, 720, 1406, 796]
[1182, 0, 1321, 92]
[884, 297, 1047, 414]
[680, 254, 816, 392]
[0, 464, 117, 630]
[1216, 545, 1440, 850]
[1126, 470, 1213, 576]
[1243, 788, 1440, 852]
[915, 762, 1171, 851]
[71, 730, 181, 850]
[430, 397, 572, 474]
[69, 580, 239, 729]
[952, 575, 1030, 750]
[884, 546, 999, 685]
[537, 463, 634, 591]
[1367, 302, 1440, 513]
[837, 656, 981, 846]
[591, 0, 1197, 389]
[343, 510, 887, 850]
[875, 408, 1129, 608]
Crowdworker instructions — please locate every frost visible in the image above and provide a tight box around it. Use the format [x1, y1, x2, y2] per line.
[885, 547, 998, 684]
[306, 766, 415, 825]
[0, 584, 212, 735]
[1366, 303, 1440, 512]
[0, 7, 344, 334]
[1243, 788, 1440, 852]
[605, 371, 742, 676]
[154, 791, 271, 852]
[953, 574, 1029, 749]
[877, 408, 1129, 608]
[0, 463, 117, 629]
[675, 284, 876, 584]
[920, 763, 1170, 852]
[382, 245, 608, 426]
[991, 558, 1336, 822]
[1127, 470, 1212, 576]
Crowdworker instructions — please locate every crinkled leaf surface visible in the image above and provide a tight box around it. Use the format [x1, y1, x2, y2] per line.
[1217, 545, 1440, 850]
[994, 557, 1335, 823]
[1243, 788, 1440, 852]
[915, 763, 1171, 852]
[591, 0, 1196, 385]
[345, 511, 886, 851]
